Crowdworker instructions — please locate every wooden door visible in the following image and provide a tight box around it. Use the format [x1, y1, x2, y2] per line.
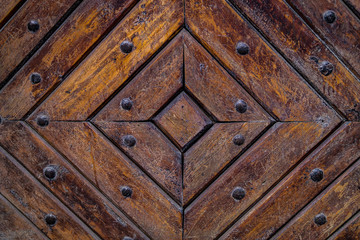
[0, 0, 359, 239]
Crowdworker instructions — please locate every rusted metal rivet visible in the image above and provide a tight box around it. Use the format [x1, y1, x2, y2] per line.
[310, 168, 324, 182]
[319, 61, 334, 76]
[45, 213, 57, 226]
[323, 10, 336, 23]
[123, 237, 133, 240]
[314, 213, 327, 226]
[232, 187, 246, 201]
[233, 134, 245, 146]
[121, 186, 133, 198]
[236, 42, 249, 55]
[120, 41, 134, 53]
[28, 20, 40, 32]
[43, 166, 57, 181]
[36, 115, 49, 127]
[122, 135, 136, 147]
[121, 98, 133, 110]
[235, 100, 248, 113]
[30, 73, 41, 84]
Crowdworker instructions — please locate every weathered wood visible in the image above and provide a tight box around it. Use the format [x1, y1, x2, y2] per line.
[273, 159, 360, 240]
[343, 0, 360, 18]
[95, 121, 182, 203]
[0, 149, 98, 240]
[220, 122, 360, 240]
[95, 33, 183, 121]
[29, 121, 182, 239]
[0, 0, 76, 84]
[0, 0, 22, 26]
[184, 32, 271, 122]
[185, 0, 340, 122]
[288, 0, 360, 77]
[0, 0, 138, 120]
[231, 0, 360, 121]
[0, 122, 148, 239]
[30, 0, 183, 120]
[183, 122, 270, 204]
[184, 121, 338, 239]
[330, 211, 360, 240]
[0, 194, 48, 240]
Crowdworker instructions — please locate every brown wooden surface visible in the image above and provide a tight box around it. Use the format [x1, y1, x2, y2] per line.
[0, 0, 22, 26]
[330, 211, 360, 240]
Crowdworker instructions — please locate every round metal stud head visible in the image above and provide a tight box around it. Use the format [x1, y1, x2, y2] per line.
[43, 166, 57, 181]
[123, 237, 133, 240]
[236, 42, 250, 55]
[121, 186, 133, 198]
[36, 115, 49, 127]
[314, 213, 327, 226]
[232, 187, 246, 201]
[122, 135, 136, 147]
[235, 100, 248, 113]
[121, 98, 133, 110]
[120, 41, 134, 53]
[233, 134, 245, 146]
[319, 61, 334, 76]
[310, 168, 324, 182]
[30, 73, 41, 84]
[323, 10, 336, 24]
[45, 213, 57, 226]
[28, 20, 40, 32]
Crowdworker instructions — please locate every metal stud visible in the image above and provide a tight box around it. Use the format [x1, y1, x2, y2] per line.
[30, 73, 41, 84]
[310, 168, 324, 182]
[122, 135, 136, 147]
[236, 42, 250, 55]
[123, 237, 133, 240]
[43, 166, 57, 181]
[28, 20, 40, 33]
[323, 10, 336, 24]
[45, 213, 57, 226]
[232, 187, 246, 201]
[121, 98, 133, 110]
[121, 186, 133, 198]
[36, 115, 49, 127]
[233, 134, 245, 146]
[235, 100, 248, 113]
[314, 213, 327, 226]
[120, 41, 134, 53]
[318, 61, 334, 76]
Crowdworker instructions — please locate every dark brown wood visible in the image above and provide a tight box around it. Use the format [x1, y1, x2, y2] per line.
[0, 0, 22, 25]
[330, 212, 360, 240]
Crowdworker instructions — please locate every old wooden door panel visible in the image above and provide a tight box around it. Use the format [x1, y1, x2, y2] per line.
[1, 0, 359, 239]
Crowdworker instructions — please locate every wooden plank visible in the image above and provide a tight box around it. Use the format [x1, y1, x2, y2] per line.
[29, 121, 182, 240]
[30, 0, 183, 120]
[0, 0, 76, 84]
[343, 0, 360, 17]
[220, 122, 360, 240]
[288, 0, 360, 77]
[0, 149, 98, 240]
[0, 0, 22, 25]
[330, 212, 360, 240]
[183, 122, 270, 204]
[95, 33, 183, 121]
[0, 0, 138, 120]
[185, 0, 340, 122]
[0, 122, 148, 240]
[184, 121, 338, 239]
[0, 194, 48, 240]
[95, 121, 182, 203]
[273, 159, 360, 240]
[231, 0, 360, 121]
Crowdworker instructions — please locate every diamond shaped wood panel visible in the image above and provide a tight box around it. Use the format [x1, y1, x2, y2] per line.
[0, 0, 359, 239]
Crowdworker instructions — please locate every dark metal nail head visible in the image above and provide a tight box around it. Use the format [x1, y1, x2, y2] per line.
[233, 134, 245, 146]
[122, 135, 136, 147]
[323, 10, 336, 24]
[121, 98, 133, 110]
[232, 187, 246, 201]
[36, 115, 49, 127]
[123, 237, 133, 240]
[120, 41, 134, 53]
[45, 213, 57, 226]
[30, 73, 42, 84]
[43, 166, 57, 181]
[314, 213, 327, 226]
[236, 42, 250, 55]
[235, 100, 248, 113]
[121, 186, 133, 198]
[310, 168, 324, 182]
[319, 61, 334, 76]
[28, 20, 40, 32]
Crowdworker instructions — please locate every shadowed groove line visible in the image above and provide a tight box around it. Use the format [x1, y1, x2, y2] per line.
[0, 0, 27, 29]
[0, 0, 84, 90]
[270, 156, 360, 240]
[22, 0, 141, 120]
[0, 193, 50, 240]
[342, 0, 360, 21]
[0, 145, 101, 240]
[24, 121, 152, 240]
[327, 210, 360, 240]
[215, 121, 344, 239]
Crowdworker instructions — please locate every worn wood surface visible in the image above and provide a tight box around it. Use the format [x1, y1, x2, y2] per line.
[330, 211, 360, 240]
[0, 0, 22, 26]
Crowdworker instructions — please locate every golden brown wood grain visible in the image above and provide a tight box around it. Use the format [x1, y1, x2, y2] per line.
[0, 0, 138, 120]
[221, 122, 360, 240]
[95, 121, 182, 203]
[273, 159, 360, 240]
[30, 0, 183, 120]
[95, 33, 183, 121]
[0, 0, 76, 84]
[0, 149, 98, 240]
[330, 212, 360, 240]
[184, 32, 271, 122]
[185, 0, 340, 122]
[29, 121, 182, 239]
[0, 122, 148, 239]
[183, 122, 270, 204]
[231, 0, 360, 121]
[0, 0, 22, 26]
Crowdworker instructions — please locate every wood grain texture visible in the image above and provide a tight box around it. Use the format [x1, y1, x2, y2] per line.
[273, 159, 360, 240]
[0, 122, 148, 240]
[288, 0, 360, 77]
[30, 0, 183, 120]
[95, 121, 182, 203]
[231, 0, 360, 121]
[221, 122, 360, 240]
[330, 212, 360, 240]
[184, 121, 338, 239]
[0, 0, 22, 25]
[184, 32, 271, 122]
[185, 0, 340, 122]
[0, 194, 48, 240]
[343, 0, 360, 17]
[183, 122, 270, 204]
[29, 121, 182, 239]
[0, 0, 76, 84]
[95, 33, 183, 121]
[0, 0, 138, 120]
[0, 149, 97, 240]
